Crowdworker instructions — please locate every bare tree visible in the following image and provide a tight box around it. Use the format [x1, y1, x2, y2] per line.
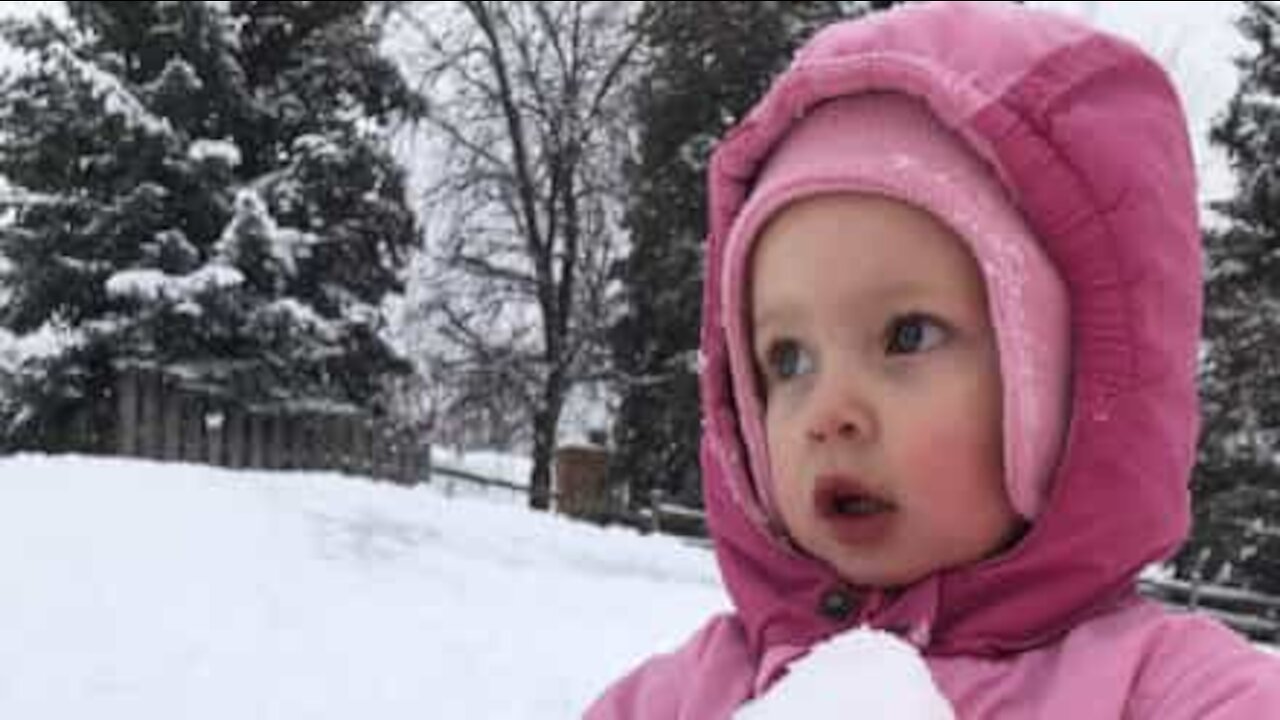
[390, 1, 642, 509]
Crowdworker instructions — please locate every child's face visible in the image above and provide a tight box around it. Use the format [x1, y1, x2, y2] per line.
[750, 193, 1021, 588]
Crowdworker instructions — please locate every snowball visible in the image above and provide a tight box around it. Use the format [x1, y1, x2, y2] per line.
[735, 628, 955, 720]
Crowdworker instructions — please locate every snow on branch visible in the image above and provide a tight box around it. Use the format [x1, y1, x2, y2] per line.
[105, 264, 244, 304]
[44, 43, 174, 139]
[189, 138, 243, 168]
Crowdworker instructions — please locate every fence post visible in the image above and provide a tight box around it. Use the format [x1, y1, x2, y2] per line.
[205, 404, 224, 467]
[290, 414, 304, 470]
[116, 367, 139, 457]
[268, 414, 286, 470]
[650, 487, 663, 535]
[397, 429, 413, 484]
[287, 415, 303, 470]
[372, 421, 386, 481]
[312, 416, 326, 471]
[275, 414, 289, 470]
[339, 415, 355, 474]
[309, 415, 323, 471]
[293, 415, 308, 470]
[162, 380, 182, 461]
[256, 412, 271, 468]
[383, 425, 397, 482]
[291, 415, 306, 470]
[307, 415, 321, 471]
[383, 425, 398, 482]
[389, 427, 402, 482]
[226, 406, 244, 468]
[369, 421, 383, 480]
[244, 412, 259, 468]
[182, 394, 204, 463]
[554, 445, 611, 523]
[68, 405, 93, 453]
[352, 417, 369, 476]
[335, 415, 351, 473]
[140, 370, 163, 459]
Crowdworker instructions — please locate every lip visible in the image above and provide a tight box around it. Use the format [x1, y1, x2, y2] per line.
[813, 473, 897, 546]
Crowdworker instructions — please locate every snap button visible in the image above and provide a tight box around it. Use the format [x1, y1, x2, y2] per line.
[818, 587, 856, 621]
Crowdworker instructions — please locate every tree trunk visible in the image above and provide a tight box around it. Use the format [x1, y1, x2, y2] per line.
[529, 372, 565, 511]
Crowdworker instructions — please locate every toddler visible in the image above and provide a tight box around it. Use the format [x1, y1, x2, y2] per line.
[589, 3, 1280, 718]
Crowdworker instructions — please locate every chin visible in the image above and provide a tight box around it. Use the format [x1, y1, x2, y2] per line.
[830, 561, 928, 590]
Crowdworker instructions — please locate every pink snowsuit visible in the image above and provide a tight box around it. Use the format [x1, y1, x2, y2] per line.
[588, 3, 1280, 718]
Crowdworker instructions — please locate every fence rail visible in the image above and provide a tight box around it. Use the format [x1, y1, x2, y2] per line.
[1140, 576, 1280, 644]
[431, 463, 526, 492]
[114, 367, 429, 484]
[423, 456, 1280, 645]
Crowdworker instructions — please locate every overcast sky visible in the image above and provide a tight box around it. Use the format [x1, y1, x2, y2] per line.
[0, 1, 1251, 208]
[1035, 1, 1247, 209]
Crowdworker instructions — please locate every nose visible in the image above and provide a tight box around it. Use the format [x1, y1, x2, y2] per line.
[804, 376, 876, 444]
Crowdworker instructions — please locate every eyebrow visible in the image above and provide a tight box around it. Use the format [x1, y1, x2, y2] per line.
[752, 278, 938, 336]
[752, 300, 803, 333]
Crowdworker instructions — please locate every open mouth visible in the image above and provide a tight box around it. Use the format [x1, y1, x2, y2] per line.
[815, 475, 894, 516]
[813, 475, 897, 544]
[827, 493, 894, 517]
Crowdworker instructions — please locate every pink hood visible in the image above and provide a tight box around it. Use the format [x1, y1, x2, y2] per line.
[583, 4, 1275, 719]
[698, 1, 1199, 658]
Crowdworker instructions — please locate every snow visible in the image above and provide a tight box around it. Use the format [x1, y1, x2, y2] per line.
[218, 190, 317, 278]
[261, 297, 338, 340]
[105, 264, 245, 303]
[736, 629, 955, 720]
[188, 138, 242, 168]
[0, 318, 84, 369]
[153, 57, 204, 92]
[0, 184, 67, 208]
[293, 133, 344, 162]
[433, 445, 533, 488]
[44, 43, 174, 139]
[0, 453, 727, 718]
[0, 3, 64, 72]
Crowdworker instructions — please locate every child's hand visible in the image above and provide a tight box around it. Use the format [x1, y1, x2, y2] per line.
[734, 628, 955, 719]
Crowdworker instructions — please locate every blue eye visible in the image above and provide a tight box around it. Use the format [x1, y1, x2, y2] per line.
[886, 314, 947, 355]
[766, 339, 814, 381]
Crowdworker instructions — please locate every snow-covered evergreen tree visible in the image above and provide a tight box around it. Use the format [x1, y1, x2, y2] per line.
[1184, 0, 1280, 593]
[0, 1, 420, 450]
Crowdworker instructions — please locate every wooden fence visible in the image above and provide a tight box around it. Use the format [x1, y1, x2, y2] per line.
[417, 455, 1279, 645]
[432, 463, 534, 504]
[113, 367, 429, 484]
[1140, 576, 1280, 644]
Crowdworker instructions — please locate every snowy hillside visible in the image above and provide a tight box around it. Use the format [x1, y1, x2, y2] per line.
[0, 454, 727, 718]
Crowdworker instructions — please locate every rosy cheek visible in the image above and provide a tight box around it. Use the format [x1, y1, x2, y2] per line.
[903, 416, 1004, 502]
[765, 417, 808, 522]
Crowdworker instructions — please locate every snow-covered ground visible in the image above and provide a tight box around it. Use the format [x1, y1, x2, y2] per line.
[1, 451, 1276, 719]
[432, 445, 533, 488]
[0, 454, 727, 718]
